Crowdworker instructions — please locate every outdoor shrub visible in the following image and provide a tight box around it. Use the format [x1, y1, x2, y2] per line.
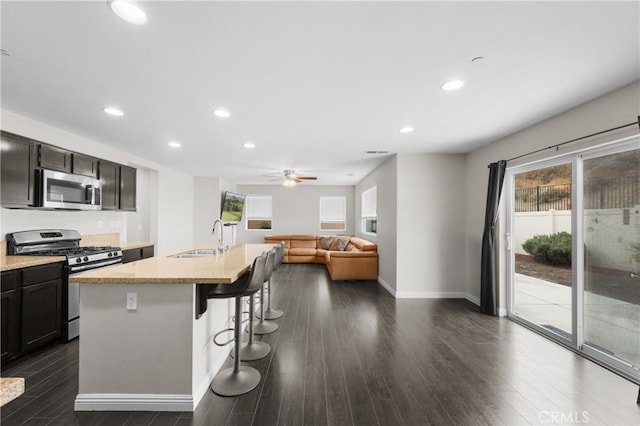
[522, 232, 572, 265]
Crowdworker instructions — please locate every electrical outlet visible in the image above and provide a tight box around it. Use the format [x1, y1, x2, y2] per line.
[126, 293, 137, 311]
[98, 220, 104, 229]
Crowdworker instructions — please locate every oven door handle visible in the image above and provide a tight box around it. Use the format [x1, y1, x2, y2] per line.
[70, 258, 122, 273]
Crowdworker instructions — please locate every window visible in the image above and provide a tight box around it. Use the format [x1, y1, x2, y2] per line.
[361, 186, 377, 234]
[245, 195, 272, 230]
[319, 196, 346, 231]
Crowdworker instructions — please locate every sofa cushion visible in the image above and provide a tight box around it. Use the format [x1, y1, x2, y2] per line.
[288, 248, 317, 256]
[318, 236, 334, 250]
[349, 237, 377, 252]
[291, 238, 317, 249]
[334, 238, 349, 251]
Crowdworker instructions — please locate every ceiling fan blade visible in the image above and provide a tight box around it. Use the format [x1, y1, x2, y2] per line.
[296, 176, 317, 180]
[268, 178, 282, 182]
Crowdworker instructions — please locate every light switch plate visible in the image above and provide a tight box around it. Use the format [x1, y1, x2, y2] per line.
[126, 292, 137, 311]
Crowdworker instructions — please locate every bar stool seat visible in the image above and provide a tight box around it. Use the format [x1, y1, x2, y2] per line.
[208, 252, 267, 397]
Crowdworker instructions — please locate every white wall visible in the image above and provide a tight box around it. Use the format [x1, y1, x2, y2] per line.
[234, 185, 355, 244]
[1, 110, 194, 255]
[396, 153, 466, 297]
[126, 166, 154, 243]
[463, 81, 640, 310]
[355, 156, 397, 291]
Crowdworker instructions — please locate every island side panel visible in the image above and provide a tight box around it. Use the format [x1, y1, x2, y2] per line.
[78, 283, 193, 396]
[192, 296, 235, 399]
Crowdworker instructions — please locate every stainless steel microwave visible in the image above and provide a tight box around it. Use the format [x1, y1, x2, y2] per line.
[36, 169, 101, 210]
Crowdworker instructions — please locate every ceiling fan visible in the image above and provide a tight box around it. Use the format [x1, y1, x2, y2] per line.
[263, 169, 318, 187]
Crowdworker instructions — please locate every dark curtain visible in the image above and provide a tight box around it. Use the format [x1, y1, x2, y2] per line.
[480, 160, 507, 315]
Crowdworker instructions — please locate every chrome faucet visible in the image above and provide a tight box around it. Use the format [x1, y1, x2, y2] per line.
[212, 219, 224, 248]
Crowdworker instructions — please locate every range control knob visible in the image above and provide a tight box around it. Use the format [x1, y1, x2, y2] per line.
[83, 256, 89, 262]
[76, 258, 82, 263]
[108, 252, 112, 257]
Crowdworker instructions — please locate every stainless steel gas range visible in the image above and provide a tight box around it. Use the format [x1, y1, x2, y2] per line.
[7, 229, 123, 341]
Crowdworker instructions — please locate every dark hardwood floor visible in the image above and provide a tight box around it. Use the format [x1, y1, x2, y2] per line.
[2, 263, 639, 425]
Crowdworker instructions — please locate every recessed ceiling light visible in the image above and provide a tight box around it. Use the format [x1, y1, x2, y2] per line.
[103, 106, 124, 116]
[168, 141, 182, 149]
[243, 142, 255, 149]
[442, 80, 465, 91]
[213, 109, 230, 118]
[108, 0, 147, 25]
[399, 127, 414, 134]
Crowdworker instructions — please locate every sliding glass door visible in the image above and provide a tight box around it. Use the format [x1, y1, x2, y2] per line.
[507, 136, 640, 381]
[510, 161, 573, 342]
[581, 146, 640, 371]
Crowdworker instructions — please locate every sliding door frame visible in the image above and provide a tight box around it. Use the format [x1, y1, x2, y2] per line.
[505, 134, 640, 384]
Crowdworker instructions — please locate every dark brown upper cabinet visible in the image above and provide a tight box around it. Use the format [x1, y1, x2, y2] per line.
[119, 165, 137, 211]
[72, 153, 99, 178]
[38, 144, 72, 173]
[1, 130, 136, 211]
[100, 160, 120, 210]
[1, 131, 37, 207]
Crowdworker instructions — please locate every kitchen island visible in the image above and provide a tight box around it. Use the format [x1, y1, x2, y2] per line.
[69, 243, 274, 412]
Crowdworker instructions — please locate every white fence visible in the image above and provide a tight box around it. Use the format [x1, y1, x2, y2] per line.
[514, 206, 640, 272]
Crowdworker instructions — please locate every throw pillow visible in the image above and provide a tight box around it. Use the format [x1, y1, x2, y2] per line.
[335, 238, 349, 251]
[319, 236, 334, 250]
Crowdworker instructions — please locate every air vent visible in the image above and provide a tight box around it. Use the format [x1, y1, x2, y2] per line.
[365, 150, 390, 154]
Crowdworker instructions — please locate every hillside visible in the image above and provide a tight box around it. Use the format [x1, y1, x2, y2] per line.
[515, 150, 639, 188]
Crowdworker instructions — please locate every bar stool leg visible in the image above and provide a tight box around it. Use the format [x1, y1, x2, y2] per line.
[233, 295, 270, 361]
[211, 296, 261, 396]
[253, 284, 278, 335]
[263, 277, 284, 320]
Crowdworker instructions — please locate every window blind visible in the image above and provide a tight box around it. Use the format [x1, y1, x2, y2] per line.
[319, 196, 346, 222]
[362, 187, 377, 218]
[245, 195, 272, 218]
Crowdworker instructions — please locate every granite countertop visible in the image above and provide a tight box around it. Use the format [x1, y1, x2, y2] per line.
[69, 243, 275, 285]
[1, 255, 66, 272]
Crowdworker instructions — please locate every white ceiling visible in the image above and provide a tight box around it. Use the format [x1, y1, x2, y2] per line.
[1, 1, 638, 185]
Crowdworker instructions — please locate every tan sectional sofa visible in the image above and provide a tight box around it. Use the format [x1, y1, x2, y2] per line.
[263, 235, 378, 281]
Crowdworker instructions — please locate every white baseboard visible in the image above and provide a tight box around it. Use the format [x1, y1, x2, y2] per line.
[74, 394, 194, 412]
[465, 293, 480, 306]
[498, 308, 508, 317]
[394, 291, 467, 299]
[377, 280, 479, 301]
[377, 276, 396, 297]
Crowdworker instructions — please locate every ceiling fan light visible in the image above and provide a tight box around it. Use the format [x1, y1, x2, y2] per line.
[282, 179, 296, 187]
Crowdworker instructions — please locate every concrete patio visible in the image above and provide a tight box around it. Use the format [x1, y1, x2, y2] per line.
[513, 273, 640, 367]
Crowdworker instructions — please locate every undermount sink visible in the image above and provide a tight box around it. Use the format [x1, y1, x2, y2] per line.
[169, 249, 217, 258]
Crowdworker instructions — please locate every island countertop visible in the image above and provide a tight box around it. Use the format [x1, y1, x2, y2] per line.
[69, 243, 275, 284]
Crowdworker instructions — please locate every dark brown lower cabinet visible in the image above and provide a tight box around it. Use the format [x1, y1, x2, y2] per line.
[1, 288, 20, 364]
[1, 262, 63, 365]
[21, 279, 62, 353]
[122, 245, 155, 264]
